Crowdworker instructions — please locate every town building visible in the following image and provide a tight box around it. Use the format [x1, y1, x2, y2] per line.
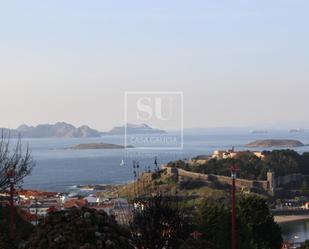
[212, 149, 265, 160]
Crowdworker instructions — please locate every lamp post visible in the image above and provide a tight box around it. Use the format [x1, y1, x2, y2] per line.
[136, 161, 140, 197]
[230, 165, 238, 249]
[6, 169, 15, 240]
[133, 160, 137, 197]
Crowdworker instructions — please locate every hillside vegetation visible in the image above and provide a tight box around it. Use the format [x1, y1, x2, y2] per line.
[168, 150, 309, 180]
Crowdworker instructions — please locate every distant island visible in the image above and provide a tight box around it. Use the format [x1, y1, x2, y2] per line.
[109, 123, 167, 135]
[246, 139, 305, 148]
[0, 122, 167, 138]
[68, 142, 134, 150]
[14, 122, 104, 138]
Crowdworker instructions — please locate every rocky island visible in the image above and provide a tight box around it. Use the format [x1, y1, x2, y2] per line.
[68, 142, 134, 150]
[246, 139, 305, 148]
[0, 122, 166, 138]
[109, 123, 167, 135]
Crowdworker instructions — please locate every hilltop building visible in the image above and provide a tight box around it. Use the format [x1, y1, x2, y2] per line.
[212, 148, 265, 160]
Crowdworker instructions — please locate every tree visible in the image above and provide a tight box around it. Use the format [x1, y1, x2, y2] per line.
[24, 207, 132, 249]
[179, 238, 218, 249]
[130, 196, 190, 249]
[237, 196, 282, 249]
[298, 240, 309, 249]
[171, 149, 309, 182]
[194, 195, 283, 249]
[194, 202, 230, 249]
[0, 133, 35, 190]
[301, 180, 309, 196]
[0, 206, 34, 249]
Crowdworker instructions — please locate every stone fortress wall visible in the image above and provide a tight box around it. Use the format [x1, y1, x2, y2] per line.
[163, 166, 308, 194]
[163, 166, 269, 192]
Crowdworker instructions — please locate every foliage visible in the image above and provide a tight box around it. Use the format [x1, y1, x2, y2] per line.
[169, 150, 309, 180]
[0, 206, 34, 249]
[179, 180, 208, 190]
[298, 240, 309, 249]
[24, 207, 132, 249]
[236, 195, 282, 249]
[194, 195, 282, 249]
[151, 172, 161, 180]
[179, 238, 218, 249]
[194, 201, 231, 249]
[301, 180, 309, 196]
[167, 160, 190, 171]
[130, 196, 190, 249]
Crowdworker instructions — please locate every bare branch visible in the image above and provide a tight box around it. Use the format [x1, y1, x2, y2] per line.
[0, 130, 35, 191]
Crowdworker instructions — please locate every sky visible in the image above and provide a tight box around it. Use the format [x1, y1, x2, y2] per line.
[0, 1, 308, 131]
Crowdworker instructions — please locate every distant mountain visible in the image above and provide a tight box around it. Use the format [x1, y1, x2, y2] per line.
[0, 128, 20, 137]
[109, 123, 167, 135]
[1, 122, 103, 138]
[0, 122, 167, 138]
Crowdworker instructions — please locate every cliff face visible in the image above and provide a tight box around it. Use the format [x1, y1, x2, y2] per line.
[246, 139, 305, 148]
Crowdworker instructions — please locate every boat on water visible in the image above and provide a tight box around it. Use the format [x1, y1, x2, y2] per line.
[120, 159, 125, 166]
[290, 129, 305, 133]
[249, 129, 268, 134]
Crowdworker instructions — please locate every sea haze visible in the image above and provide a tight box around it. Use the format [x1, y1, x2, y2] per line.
[21, 132, 309, 192]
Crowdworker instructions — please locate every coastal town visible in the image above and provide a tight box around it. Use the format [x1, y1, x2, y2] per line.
[0, 188, 133, 226]
[1, 0, 309, 248]
[2, 149, 309, 229]
[0, 135, 309, 249]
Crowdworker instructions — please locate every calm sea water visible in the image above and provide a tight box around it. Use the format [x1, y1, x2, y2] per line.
[281, 220, 309, 243]
[19, 131, 309, 192]
[14, 131, 309, 242]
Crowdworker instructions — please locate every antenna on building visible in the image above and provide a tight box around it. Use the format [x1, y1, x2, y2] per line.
[133, 160, 137, 197]
[230, 165, 239, 249]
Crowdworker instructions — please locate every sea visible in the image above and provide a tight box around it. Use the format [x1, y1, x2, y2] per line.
[19, 131, 309, 192]
[281, 220, 309, 244]
[8, 130, 309, 243]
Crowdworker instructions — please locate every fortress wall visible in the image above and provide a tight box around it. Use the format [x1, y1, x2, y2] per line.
[163, 166, 309, 192]
[177, 168, 209, 181]
[163, 166, 269, 191]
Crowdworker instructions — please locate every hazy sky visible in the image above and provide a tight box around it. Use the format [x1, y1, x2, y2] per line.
[0, 1, 308, 130]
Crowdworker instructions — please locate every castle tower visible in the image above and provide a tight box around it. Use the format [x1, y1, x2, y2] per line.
[267, 170, 275, 194]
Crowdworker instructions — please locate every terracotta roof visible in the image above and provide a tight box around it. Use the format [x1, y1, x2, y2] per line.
[64, 199, 88, 209]
[17, 189, 57, 198]
[18, 209, 38, 222]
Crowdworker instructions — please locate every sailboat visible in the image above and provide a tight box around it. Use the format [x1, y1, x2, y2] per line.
[120, 159, 125, 166]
